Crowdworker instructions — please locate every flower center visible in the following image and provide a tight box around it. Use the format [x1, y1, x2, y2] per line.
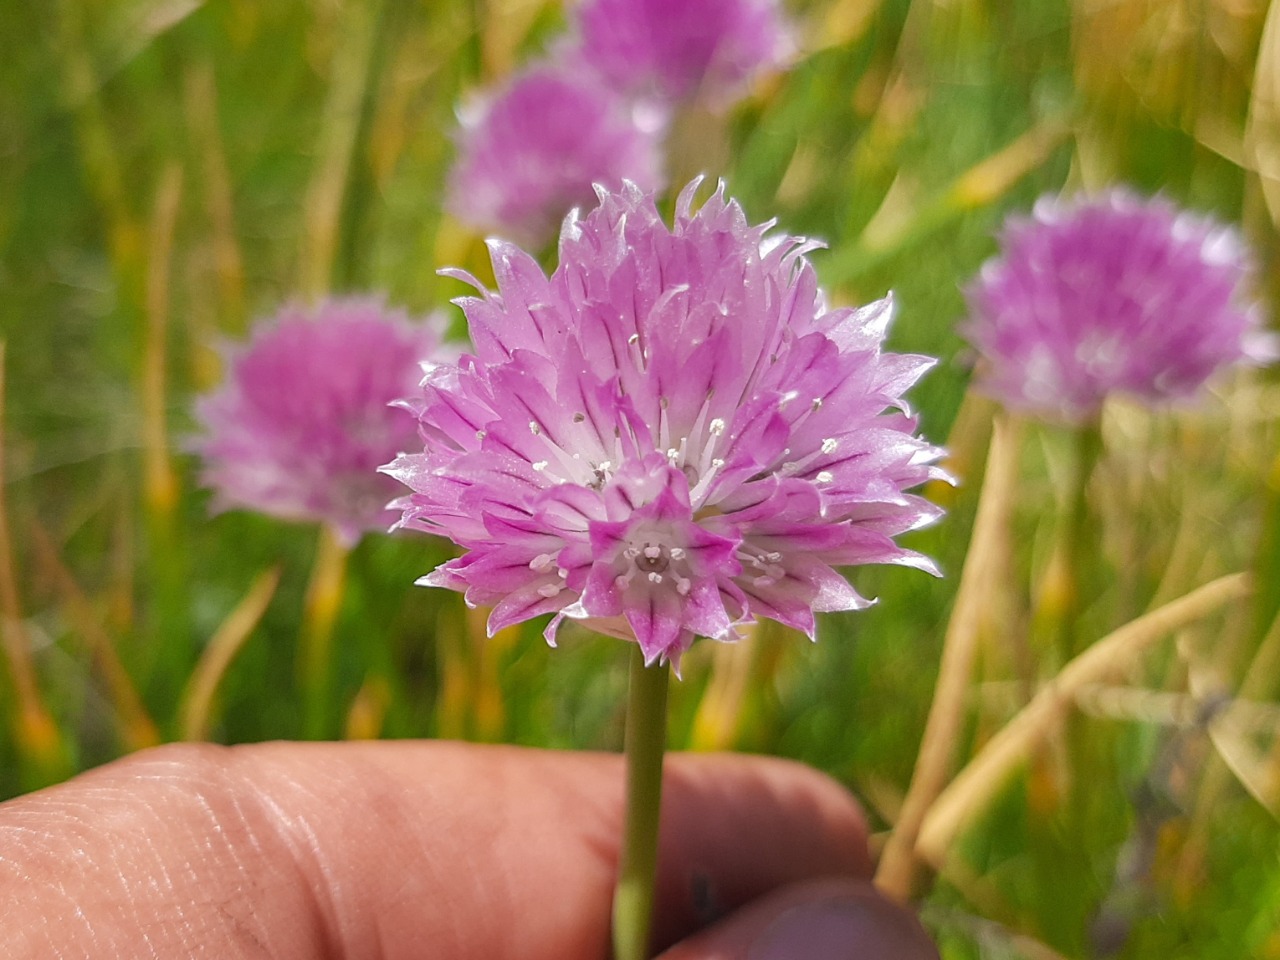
[632, 542, 672, 573]
[618, 540, 691, 595]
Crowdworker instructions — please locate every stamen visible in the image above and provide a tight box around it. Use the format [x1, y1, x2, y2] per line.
[634, 542, 670, 573]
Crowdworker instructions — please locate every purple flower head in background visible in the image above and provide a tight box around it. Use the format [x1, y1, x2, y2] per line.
[386, 180, 945, 668]
[963, 190, 1274, 423]
[194, 298, 447, 546]
[447, 63, 665, 247]
[573, 0, 793, 107]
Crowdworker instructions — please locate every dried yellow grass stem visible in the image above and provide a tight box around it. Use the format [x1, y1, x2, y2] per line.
[0, 343, 68, 777]
[916, 572, 1252, 865]
[183, 60, 245, 333]
[876, 412, 1022, 901]
[28, 519, 160, 752]
[181, 566, 281, 741]
[1245, 0, 1280, 227]
[300, 0, 383, 297]
[143, 163, 183, 521]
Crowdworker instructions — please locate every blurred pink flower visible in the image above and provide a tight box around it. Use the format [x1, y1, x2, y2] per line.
[964, 190, 1273, 422]
[386, 180, 944, 667]
[573, 0, 793, 106]
[194, 298, 447, 545]
[447, 63, 665, 247]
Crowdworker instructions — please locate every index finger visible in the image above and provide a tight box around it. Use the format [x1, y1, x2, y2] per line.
[1, 741, 870, 959]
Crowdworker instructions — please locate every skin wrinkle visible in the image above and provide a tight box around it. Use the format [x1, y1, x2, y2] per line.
[234, 780, 342, 960]
[122, 748, 294, 960]
[197, 777, 284, 957]
[2, 742, 871, 960]
[251, 787, 345, 956]
[1, 743, 327, 960]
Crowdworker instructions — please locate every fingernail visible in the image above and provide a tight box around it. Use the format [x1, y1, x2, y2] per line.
[748, 893, 939, 960]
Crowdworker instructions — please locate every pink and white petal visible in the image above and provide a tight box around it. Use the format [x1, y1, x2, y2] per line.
[625, 587, 688, 664]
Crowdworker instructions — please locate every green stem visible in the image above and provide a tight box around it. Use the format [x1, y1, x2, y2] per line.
[1057, 418, 1104, 664]
[612, 646, 670, 960]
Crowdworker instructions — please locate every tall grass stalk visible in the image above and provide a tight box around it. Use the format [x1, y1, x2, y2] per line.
[917, 572, 1251, 866]
[182, 566, 281, 741]
[0, 344, 71, 787]
[300, 0, 387, 297]
[29, 519, 160, 752]
[877, 411, 1021, 902]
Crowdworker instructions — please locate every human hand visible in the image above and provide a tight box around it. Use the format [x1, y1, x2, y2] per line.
[0, 741, 938, 959]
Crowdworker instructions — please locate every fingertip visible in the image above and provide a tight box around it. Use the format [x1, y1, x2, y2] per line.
[657, 879, 940, 960]
[652, 755, 872, 951]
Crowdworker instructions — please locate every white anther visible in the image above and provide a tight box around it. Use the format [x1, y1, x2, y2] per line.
[821, 438, 838, 454]
[815, 470, 834, 483]
[668, 547, 686, 560]
[532, 460, 548, 472]
[708, 418, 726, 436]
[537, 583, 562, 598]
[529, 421, 541, 436]
[648, 572, 663, 584]
[529, 553, 555, 572]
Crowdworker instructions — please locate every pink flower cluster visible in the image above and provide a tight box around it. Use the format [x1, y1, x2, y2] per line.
[388, 181, 944, 667]
[447, 0, 792, 245]
[194, 299, 446, 546]
[964, 190, 1272, 422]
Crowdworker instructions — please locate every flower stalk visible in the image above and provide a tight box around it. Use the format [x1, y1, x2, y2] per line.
[1057, 417, 1104, 663]
[301, 525, 349, 740]
[612, 646, 670, 960]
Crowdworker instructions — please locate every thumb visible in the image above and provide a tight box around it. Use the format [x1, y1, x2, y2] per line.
[657, 879, 939, 960]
